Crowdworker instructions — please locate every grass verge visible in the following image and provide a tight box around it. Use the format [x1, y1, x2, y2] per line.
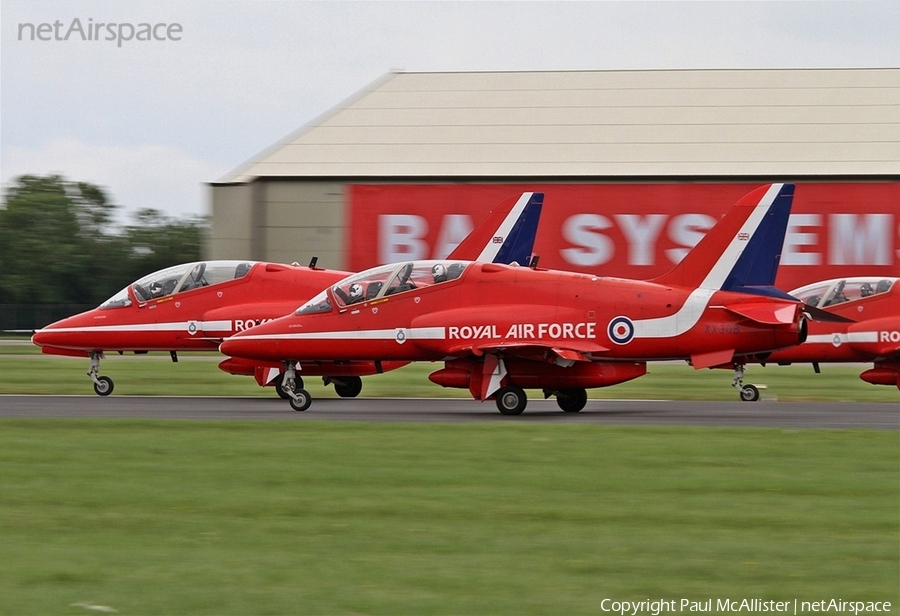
[1, 350, 898, 401]
[1, 421, 898, 614]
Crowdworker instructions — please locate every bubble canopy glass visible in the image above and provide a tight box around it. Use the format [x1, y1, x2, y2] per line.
[790, 276, 896, 309]
[100, 260, 256, 308]
[295, 260, 470, 315]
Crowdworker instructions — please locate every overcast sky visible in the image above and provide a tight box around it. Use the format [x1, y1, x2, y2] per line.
[2, 0, 898, 223]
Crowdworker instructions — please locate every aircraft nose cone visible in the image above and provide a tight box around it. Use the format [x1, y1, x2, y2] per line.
[219, 337, 249, 358]
[31, 326, 59, 348]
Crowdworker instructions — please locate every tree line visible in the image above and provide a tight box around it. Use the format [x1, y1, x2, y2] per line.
[0, 174, 206, 305]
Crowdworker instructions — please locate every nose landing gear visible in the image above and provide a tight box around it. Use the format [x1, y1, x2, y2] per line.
[281, 362, 312, 412]
[88, 352, 114, 396]
[732, 364, 760, 402]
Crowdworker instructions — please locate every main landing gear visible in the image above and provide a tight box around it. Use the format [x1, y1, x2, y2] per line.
[732, 364, 760, 402]
[496, 385, 527, 415]
[494, 386, 589, 415]
[553, 388, 588, 413]
[88, 352, 114, 396]
[280, 363, 311, 412]
[325, 375, 363, 398]
[277, 370, 364, 411]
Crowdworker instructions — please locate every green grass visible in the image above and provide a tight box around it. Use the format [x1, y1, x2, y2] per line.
[1, 347, 898, 401]
[1, 421, 897, 615]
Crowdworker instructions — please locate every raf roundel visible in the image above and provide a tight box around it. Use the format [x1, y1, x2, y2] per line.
[607, 316, 635, 345]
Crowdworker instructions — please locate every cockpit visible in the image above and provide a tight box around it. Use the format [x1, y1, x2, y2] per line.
[296, 260, 469, 315]
[99, 261, 256, 309]
[790, 277, 896, 309]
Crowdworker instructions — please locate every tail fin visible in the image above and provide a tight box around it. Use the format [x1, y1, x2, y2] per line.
[448, 192, 544, 265]
[654, 183, 795, 294]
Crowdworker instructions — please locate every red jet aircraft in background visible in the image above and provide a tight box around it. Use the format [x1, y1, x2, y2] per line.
[221, 183, 808, 414]
[31, 192, 544, 397]
[758, 276, 899, 390]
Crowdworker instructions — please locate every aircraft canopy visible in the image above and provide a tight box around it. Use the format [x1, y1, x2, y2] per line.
[790, 276, 896, 309]
[296, 260, 470, 315]
[100, 260, 256, 309]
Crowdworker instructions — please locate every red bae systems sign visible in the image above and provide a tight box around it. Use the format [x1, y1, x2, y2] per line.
[348, 183, 900, 291]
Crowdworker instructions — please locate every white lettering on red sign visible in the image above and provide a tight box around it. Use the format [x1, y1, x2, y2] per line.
[379, 214, 428, 263]
[377, 212, 897, 269]
[830, 214, 893, 265]
[782, 213, 822, 266]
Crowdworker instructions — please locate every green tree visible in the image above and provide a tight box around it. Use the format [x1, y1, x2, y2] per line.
[122, 208, 206, 282]
[0, 175, 126, 303]
[0, 175, 207, 305]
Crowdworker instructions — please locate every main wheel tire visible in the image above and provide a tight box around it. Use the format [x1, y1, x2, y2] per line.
[495, 385, 527, 415]
[739, 384, 760, 402]
[93, 376, 114, 396]
[333, 376, 363, 398]
[557, 388, 587, 413]
[289, 388, 312, 412]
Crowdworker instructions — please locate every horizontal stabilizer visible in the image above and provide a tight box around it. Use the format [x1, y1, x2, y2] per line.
[691, 348, 735, 369]
[724, 302, 797, 325]
[802, 305, 855, 324]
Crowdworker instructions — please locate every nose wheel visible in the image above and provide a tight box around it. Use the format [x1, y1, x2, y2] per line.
[88, 352, 114, 396]
[282, 362, 312, 411]
[93, 375, 114, 396]
[288, 389, 312, 412]
[732, 364, 760, 402]
[273, 373, 303, 400]
[739, 383, 760, 402]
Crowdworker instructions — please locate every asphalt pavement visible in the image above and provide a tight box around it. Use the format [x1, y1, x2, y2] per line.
[0, 395, 896, 429]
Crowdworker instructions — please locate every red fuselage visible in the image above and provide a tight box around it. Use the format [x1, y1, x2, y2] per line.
[32, 262, 348, 355]
[764, 278, 900, 388]
[221, 262, 805, 372]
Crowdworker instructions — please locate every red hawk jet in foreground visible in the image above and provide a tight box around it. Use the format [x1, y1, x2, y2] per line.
[221, 184, 807, 414]
[31, 192, 544, 397]
[760, 276, 899, 390]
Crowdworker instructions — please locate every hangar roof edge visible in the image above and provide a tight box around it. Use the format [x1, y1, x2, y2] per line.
[217, 68, 900, 184]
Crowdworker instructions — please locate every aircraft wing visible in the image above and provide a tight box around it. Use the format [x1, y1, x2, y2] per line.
[442, 339, 609, 366]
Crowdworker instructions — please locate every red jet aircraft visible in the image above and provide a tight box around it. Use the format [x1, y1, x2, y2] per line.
[759, 276, 899, 390]
[31, 192, 544, 397]
[221, 183, 808, 414]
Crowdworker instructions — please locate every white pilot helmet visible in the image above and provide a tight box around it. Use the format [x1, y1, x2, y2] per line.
[349, 283, 363, 300]
[432, 263, 446, 280]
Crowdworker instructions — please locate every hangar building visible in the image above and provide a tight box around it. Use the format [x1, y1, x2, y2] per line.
[209, 68, 900, 289]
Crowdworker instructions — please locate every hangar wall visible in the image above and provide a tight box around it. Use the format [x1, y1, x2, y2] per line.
[210, 180, 346, 269]
[208, 68, 900, 274]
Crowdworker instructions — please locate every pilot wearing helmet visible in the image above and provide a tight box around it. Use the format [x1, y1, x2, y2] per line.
[348, 283, 364, 304]
[432, 263, 447, 283]
[860, 282, 874, 298]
